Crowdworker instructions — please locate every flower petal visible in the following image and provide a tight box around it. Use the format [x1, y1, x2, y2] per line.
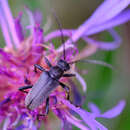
[88, 102, 101, 115]
[99, 100, 126, 119]
[0, 0, 20, 48]
[0, 11, 12, 48]
[74, 71, 87, 92]
[88, 0, 130, 25]
[64, 1, 130, 46]
[44, 29, 72, 43]
[14, 12, 24, 42]
[85, 9, 130, 36]
[33, 10, 43, 25]
[70, 80, 84, 107]
[65, 114, 89, 130]
[25, 6, 35, 34]
[33, 26, 44, 44]
[84, 29, 121, 50]
[61, 99, 107, 130]
[61, 120, 72, 130]
[43, 16, 52, 33]
[3, 116, 10, 130]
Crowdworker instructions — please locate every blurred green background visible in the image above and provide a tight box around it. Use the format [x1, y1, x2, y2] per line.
[0, 0, 130, 130]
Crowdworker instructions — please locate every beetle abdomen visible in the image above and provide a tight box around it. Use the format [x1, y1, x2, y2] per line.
[25, 71, 58, 110]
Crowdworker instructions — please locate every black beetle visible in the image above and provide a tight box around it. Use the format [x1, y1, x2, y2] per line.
[19, 14, 76, 115]
[19, 14, 113, 115]
[19, 57, 75, 114]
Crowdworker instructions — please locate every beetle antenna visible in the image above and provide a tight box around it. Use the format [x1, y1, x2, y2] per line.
[52, 10, 66, 60]
[69, 59, 114, 70]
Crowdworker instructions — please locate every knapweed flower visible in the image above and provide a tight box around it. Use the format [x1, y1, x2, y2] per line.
[0, 0, 129, 130]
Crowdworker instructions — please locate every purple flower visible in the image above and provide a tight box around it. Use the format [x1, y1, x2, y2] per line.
[45, 0, 130, 52]
[0, 0, 129, 129]
[60, 99, 126, 130]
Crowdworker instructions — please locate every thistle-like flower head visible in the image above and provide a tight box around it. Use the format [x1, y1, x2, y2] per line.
[0, 0, 129, 129]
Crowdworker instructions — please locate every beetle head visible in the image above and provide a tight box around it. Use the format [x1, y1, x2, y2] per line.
[57, 59, 70, 71]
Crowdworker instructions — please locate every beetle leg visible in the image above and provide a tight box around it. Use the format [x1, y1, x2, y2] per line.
[37, 97, 50, 118]
[62, 73, 76, 77]
[44, 97, 50, 115]
[24, 77, 31, 85]
[44, 57, 52, 68]
[18, 85, 33, 93]
[59, 82, 70, 100]
[34, 64, 46, 73]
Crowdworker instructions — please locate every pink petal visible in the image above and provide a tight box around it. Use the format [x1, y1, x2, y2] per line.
[0, 12, 12, 48]
[14, 12, 24, 42]
[25, 6, 35, 34]
[0, 0, 20, 48]
[33, 10, 43, 25]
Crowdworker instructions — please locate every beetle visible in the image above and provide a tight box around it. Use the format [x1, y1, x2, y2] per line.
[19, 57, 75, 113]
[19, 57, 113, 115]
[18, 13, 76, 115]
[18, 13, 113, 115]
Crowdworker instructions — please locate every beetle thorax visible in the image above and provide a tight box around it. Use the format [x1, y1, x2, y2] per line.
[57, 59, 70, 71]
[49, 66, 63, 79]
